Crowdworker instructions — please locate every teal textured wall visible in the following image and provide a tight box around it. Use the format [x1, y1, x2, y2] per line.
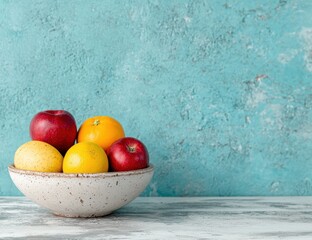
[1, 0, 312, 196]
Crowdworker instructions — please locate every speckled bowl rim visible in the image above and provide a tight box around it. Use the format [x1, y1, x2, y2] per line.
[8, 164, 154, 178]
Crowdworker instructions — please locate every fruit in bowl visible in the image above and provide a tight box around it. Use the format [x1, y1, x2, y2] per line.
[77, 116, 125, 152]
[10, 110, 153, 217]
[108, 137, 149, 172]
[14, 140, 63, 172]
[63, 142, 109, 174]
[30, 110, 77, 155]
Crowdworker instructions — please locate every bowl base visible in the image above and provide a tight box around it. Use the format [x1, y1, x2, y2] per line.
[53, 211, 113, 218]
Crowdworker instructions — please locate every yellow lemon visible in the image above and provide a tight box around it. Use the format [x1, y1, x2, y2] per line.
[14, 140, 63, 172]
[63, 142, 108, 174]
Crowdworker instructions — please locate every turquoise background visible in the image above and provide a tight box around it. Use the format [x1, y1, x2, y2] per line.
[0, 0, 312, 196]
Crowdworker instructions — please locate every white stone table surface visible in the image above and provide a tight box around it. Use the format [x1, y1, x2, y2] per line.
[1, 197, 312, 239]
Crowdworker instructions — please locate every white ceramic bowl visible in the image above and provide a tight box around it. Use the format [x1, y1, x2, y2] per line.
[8, 164, 154, 217]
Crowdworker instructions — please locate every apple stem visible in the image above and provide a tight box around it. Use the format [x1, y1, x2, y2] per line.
[127, 145, 136, 153]
[93, 119, 100, 126]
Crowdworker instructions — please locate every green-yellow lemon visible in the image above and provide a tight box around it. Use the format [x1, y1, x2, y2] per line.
[14, 140, 63, 172]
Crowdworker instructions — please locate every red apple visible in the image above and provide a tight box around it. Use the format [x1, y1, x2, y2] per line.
[107, 137, 149, 172]
[29, 110, 77, 155]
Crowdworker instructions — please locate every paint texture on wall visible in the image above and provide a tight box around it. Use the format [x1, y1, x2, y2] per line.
[0, 0, 311, 196]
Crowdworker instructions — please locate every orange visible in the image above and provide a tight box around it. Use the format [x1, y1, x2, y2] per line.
[63, 142, 109, 174]
[77, 116, 125, 152]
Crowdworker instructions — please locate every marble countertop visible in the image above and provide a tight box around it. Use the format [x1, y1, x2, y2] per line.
[1, 197, 312, 239]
